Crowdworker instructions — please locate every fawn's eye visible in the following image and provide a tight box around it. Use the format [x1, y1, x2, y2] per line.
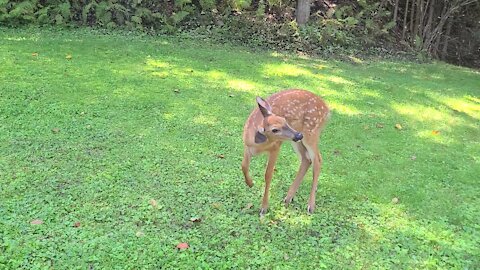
[272, 128, 280, 133]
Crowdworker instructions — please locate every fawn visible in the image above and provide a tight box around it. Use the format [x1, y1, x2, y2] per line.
[242, 89, 330, 215]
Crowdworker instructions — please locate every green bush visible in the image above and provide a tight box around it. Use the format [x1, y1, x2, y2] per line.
[0, 0, 196, 30]
[0, 0, 405, 59]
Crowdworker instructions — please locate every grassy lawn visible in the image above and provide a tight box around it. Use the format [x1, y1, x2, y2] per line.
[1, 28, 479, 269]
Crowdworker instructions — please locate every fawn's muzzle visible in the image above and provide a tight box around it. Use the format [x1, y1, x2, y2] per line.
[293, 132, 303, 142]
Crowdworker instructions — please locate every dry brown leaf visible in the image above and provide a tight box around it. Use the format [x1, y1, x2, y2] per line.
[149, 199, 158, 208]
[190, 217, 201, 222]
[30, 219, 43, 225]
[73, 222, 81, 228]
[176, 242, 189, 250]
[211, 202, 222, 209]
[32, 52, 38, 57]
[432, 130, 440, 135]
[395, 124, 403, 130]
[66, 54, 72, 60]
[243, 203, 254, 211]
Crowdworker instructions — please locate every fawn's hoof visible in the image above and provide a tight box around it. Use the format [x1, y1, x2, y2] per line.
[307, 205, 315, 215]
[284, 197, 293, 207]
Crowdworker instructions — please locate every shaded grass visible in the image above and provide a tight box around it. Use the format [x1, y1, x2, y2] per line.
[0, 28, 479, 269]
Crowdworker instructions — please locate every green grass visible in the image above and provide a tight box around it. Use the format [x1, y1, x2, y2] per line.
[0, 27, 479, 269]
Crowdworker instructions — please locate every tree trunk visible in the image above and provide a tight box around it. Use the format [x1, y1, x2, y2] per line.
[413, 0, 423, 40]
[393, 0, 399, 26]
[402, 0, 410, 40]
[417, 0, 425, 39]
[431, 3, 449, 56]
[441, 15, 454, 59]
[410, 0, 416, 37]
[423, 0, 435, 41]
[296, 0, 311, 25]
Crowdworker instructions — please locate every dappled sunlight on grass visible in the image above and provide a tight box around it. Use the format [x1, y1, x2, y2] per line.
[193, 115, 218, 126]
[142, 56, 263, 97]
[328, 100, 362, 115]
[270, 208, 313, 227]
[145, 58, 171, 68]
[351, 202, 478, 266]
[415, 130, 453, 144]
[263, 63, 313, 77]
[390, 102, 469, 144]
[314, 88, 339, 97]
[112, 87, 137, 98]
[360, 89, 382, 98]
[206, 70, 228, 80]
[326, 75, 356, 86]
[227, 79, 256, 92]
[436, 95, 480, 120]
[392, 103, 457, 125]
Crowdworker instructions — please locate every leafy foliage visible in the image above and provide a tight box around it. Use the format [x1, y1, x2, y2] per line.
[0, 1, 477, 68]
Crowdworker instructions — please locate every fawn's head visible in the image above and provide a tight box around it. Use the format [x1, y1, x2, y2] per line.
[254, 97, 303, 144]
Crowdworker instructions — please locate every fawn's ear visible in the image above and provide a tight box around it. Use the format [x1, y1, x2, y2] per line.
[256, 97, 272, 118]
[254, 127, 267, 144]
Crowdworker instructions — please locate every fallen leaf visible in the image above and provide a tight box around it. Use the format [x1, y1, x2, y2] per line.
[149, 199, 158, 208]
[190, 217, 201, 223]
[376, 123, 384, 128]
[176, 242, 189, 250]
[432, 130, 440, 135]
[243, 203, 254, 211]
[173, 89, 180, 93]
[135, 231, 145, 237]
[284, 253, 290, 260]
[30, 219, 43, 225]
[411, 155, 417, 160]
[32, 52, 38, 57]
[73, 222, 81, 228]
[211, 202, 222, 209]
[52, 128, 60, 133]
[66, 54, 72, 60]
[391, 197, 399, 204]
[395, 124, 403, 130]
[217, 154, 225, 159]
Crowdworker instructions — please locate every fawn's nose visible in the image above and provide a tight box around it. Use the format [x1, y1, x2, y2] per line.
[293, 132, 303, 142]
